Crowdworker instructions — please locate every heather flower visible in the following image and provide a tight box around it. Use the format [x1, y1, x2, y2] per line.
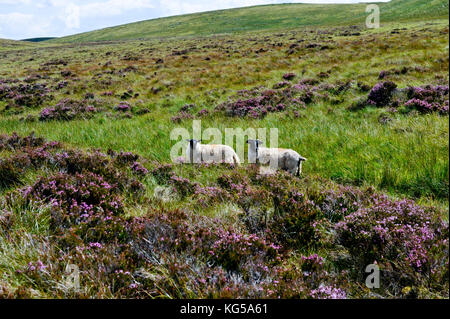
[22, 172, 129, 244]
[0, 82, 52, 109]
[367, 81, 397, 106]
[39, 98, 97, 121]
[171, 111, 193, 123]
[310, 285, 346, 299]
[403, 85, 449, 114]
[55, 81, 68, 90]
[88, 242, 103, 249]
[216, 80, 321, 118]
[197, 108, 209, 117]
[115, 102, 131, 112]
[26, 260, 47, 272]
[335, 195, 448, 274]
[273, 81, 290, 89]
[404, 98, 436, 113]
[131, 161, 148, 176]
[179, 104, 195, 112]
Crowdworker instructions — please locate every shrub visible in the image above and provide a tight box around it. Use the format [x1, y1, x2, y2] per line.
[115, 102, 132, 112]
[269, 188, 320, 250]
[0, 133, 61, 189]
[39, 99, 97, 121]
[0, 82, 52, 110]
[404, 98, 440, 113]
[282, 73, 296, 81]
[378, 70, 389, 79]
[131, 208, 283, 298]
[171, 111, 193, 123]
[335, 195, 449, 295]
[310, 285, 347, 299]
[217, 83, 316, 118]
[313, 185, 376, 222]
[150, 163, 174, 184]
[170, 175, 197, 197]
[197, 109, 209, 117]
[273, 81, 290, 89]
[217, 170, 271, 213]
[1, 132, 447, 298]
[193, 184, 231, 207]
[406, 85, 448, 103]
[0, 158, 22, 189]
[54, 149, 146, 195]
[367, 81, 397, 106]
[22, 172, 130, 245]
[209, 230, 281, 272]
[130, 161, 149, 176]
[404, 85, 449, 114]
[0, 132, 54, 151]
[108, 150, 139, 165]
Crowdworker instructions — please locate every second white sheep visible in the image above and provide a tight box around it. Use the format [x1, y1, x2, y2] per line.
[247, 139, 307, 176]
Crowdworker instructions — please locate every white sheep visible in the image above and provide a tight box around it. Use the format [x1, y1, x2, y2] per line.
[246, 139, 307, 176]
[186, 139, 240, 165]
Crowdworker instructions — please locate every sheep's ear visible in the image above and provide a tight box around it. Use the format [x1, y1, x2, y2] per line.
[258, 140, 263, 145]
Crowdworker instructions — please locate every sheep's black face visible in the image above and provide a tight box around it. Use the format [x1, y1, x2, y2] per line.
[187, 139, 200, 149]
[246, 139, 263, 148]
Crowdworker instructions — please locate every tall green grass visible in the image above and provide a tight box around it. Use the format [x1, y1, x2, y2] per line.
[1, 100, 447, 202]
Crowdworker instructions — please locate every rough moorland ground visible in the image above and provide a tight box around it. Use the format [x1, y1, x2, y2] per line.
[0, 7, 448, 298]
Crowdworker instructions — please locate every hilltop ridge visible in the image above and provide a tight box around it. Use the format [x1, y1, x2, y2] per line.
[49, 0, 449, 43]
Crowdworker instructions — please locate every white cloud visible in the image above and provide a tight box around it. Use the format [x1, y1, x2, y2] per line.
[80, 0, 155, 17]
[0, 12, 34, 34]
[156, 0, 268, 15]
[0, 12, 33, 23]
[64, 3, 80, 28]
[49, 0, 155, 29]
[0, 0, 31, 4]
[0, 12, 51, 38]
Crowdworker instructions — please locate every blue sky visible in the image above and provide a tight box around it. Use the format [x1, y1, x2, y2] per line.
[0, 0, 389, 40]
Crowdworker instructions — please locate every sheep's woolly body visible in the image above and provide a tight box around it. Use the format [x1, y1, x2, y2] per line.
[258, 148, 304, 175]
[248, 141, 306, 175]
[187, 142, 241, 165]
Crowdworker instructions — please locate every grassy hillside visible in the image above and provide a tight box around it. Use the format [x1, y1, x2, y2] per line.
[0, 39, 38, 51]
[50, 0, 449, 43]
[0, 2, 448, 300]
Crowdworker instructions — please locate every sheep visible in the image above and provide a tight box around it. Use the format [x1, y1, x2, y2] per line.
[186, 139, 240, 165]
[246, 139, 307, 176]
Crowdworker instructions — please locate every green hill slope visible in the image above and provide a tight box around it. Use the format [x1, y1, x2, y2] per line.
[0, 39, 39, 51]
[51, 0, 448, 43]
